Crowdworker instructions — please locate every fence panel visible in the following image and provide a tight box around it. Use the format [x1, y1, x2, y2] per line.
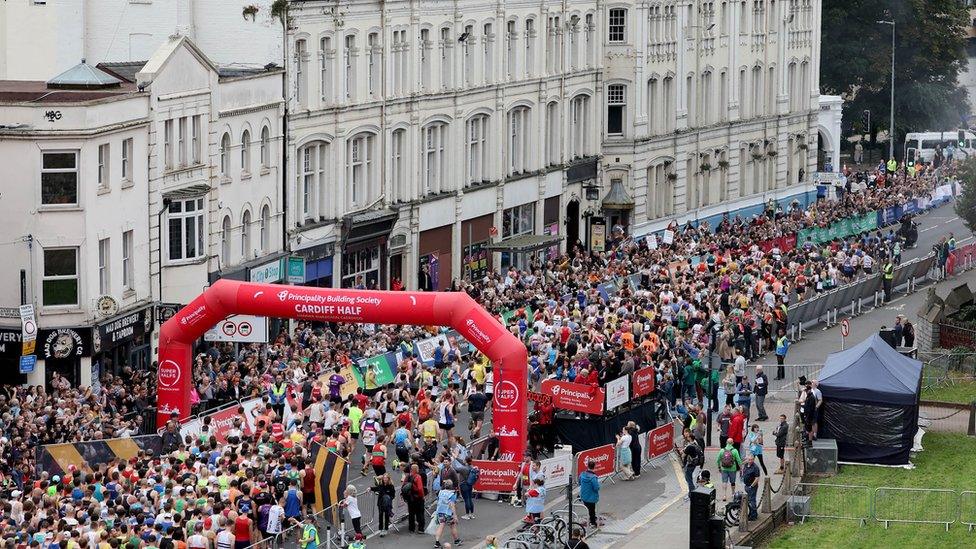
[790, 483, 872, 525]
[874, 487, 957, 531]
[960, 491, 976, 532]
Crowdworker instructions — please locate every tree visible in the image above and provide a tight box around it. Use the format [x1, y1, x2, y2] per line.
[822, 0, 970, 156]
[955, 157, 976, 233]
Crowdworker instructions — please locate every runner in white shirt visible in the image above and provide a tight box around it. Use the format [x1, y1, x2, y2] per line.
[214, 518, 234, 549]
[266, 502, 285, 536]
[187, 522, 210, 549]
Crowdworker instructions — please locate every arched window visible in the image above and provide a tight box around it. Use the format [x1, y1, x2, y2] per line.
[295, 39, 308, 106]
[260, 205, 271, 253]
[260, 126, 271, 167]
[241, 130, 251, 174]
[391, 129, 407, 202]
[507, 107, 530, 175]
[546, 102, 560, 166]
[347, 133, 375, 208]
[221, 215, 232, 265]
[241, 210, 251, 258]
[570, 95, 590, 159]
[465, 115, 489, 185]
[220, 133, 231, 175]
[422, 122, 448, 194]
[299, 141, 329, 220]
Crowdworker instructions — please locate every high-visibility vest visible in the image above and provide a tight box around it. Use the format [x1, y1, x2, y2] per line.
[271, 383, 287, 403]
[883, 263, 894, 280]
[302, 524, 319, 548]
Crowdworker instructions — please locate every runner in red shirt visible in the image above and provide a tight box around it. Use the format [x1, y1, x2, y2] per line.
[234, 512, 255, 549]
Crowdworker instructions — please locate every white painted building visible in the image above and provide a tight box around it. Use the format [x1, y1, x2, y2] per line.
[284, 0, 822, 290]
[0, 0, 283, 81]
[0, 36, 284, 387]
[604, 0, 822, 236]
[284, 0, 604, 290]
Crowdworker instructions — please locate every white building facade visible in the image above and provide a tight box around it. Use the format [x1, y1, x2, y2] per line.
[285, 0, 604, 290]
[0, 0, 283, 80]
[604, 0, 822, 236]
[0, 36, 284, 387]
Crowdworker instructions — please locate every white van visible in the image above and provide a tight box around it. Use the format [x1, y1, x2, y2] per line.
[904, 131, 976, 164]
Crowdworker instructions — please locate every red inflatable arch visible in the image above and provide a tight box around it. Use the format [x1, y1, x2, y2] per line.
[156, 279, 528, 459]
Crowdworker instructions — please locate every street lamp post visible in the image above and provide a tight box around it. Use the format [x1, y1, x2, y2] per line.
[878, 19, 896, 160]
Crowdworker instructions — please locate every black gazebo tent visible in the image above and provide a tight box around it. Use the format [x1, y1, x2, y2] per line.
[817, 334, 923, 465]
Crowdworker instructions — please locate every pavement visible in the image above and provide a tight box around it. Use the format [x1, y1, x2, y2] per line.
[296, 202, 968, 549]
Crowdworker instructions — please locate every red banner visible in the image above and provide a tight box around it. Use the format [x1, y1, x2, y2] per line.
[646, 424, 674, 460]
[632, 367, 656, 398]
[472, 460, 520, 492]
[541, 379, 605, 415]
[575, 444, 616, 478]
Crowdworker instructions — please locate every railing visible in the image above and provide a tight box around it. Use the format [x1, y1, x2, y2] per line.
[960, 491, 976, 532]
[788, 483, 976, 532]
[790, 483, 872, 526]
[875, 487, 957, 531]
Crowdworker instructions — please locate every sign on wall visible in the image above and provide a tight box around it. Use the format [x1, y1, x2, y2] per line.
[204, 315, 268, 343]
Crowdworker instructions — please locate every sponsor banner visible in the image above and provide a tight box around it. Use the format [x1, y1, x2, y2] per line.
[539, 452, 573, 488]
[204, 314, 268, 343]
[472, 459, 521, 492]
[19, 304, 36, 356]
[352, 352, 400, 388]
[575, 444, 616, 479]
[605, 375, 630, 411]
[632, 366, 656, 398]
[646, 423, 674, 460]
[541, 379, 605, 415]
[414, 331, 468, 366]
[317, 364, 361, 402]
[39, 327, 93, 359]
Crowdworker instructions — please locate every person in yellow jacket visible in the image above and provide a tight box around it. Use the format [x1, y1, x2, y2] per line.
[300, 515, 320, 549]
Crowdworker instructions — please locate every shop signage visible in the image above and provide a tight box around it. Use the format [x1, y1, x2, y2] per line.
[0, 328, 23, 357]
[204, 314, 268, 343]
[0, 307, 20, 319]
[39, 328, 92, 359]
[575, 444, 616, 478]
[541, 379, 605, 415]
[286, 256, 306, 283]
[250, 259, 283, 284]
[471, 460, 521, 492]
[590, 218, 607, 252]
[155, 303, 181, 324]
[98, 308, 148, 349]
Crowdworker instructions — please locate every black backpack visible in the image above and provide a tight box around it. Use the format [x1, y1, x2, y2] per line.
[400, 476, 415, 500]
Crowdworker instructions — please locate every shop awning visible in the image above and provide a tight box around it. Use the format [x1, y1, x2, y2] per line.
[486, 234, 562, 253]
[343, 210, 397, 247]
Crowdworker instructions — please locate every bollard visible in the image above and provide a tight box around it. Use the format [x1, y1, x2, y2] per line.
[783, 461, 793, 493]
[761, 477, 772, 513]
[851, 299, 856, 317]
[969, 400, 976, 437]
[739, 491, 750, 532]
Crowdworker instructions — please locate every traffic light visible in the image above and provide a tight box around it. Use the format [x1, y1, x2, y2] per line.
[959, 130, 966, 147]
[861, 110, 871, 133]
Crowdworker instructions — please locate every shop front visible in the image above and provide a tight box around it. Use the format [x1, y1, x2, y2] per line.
[461, 214, 493, 282]
[542, 196, 561, 260]
[0, 326, 28, 385]
[294, 242, 336, 288]
[340, 211, 397, 289]
[96, 306, 153, 375]
[419, 224, 453, 291]
[38, 327, 94, 388]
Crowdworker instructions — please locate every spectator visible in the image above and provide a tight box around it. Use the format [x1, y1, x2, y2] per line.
[774, 414, 789, 473]
[578, 460, 601, 528]
[716, 437, 743, 502]
[433, 479, 461, 548]
[741, 455, 761, 520]
[753, 365, 769, 421]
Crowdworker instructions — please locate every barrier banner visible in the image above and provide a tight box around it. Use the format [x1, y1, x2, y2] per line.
[575, 444, 616, 478]
[353, 352, 400, 388]
[181, 400, 257, 443]
[539, 451, 573, 488]
[632, 367, 656, 398]
[646, 423, 674, 460]
[605, 375, 630, 411]
[541, 379, 605, 415]
[472, 460, 521, 492]
[527, 391, 553, 407]
[37, 434, 163, 476]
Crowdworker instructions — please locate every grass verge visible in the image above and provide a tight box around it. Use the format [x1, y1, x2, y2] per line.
[764, 432, 976, 548]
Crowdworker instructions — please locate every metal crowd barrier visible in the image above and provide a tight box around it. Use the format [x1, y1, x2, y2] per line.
[786, 252, 939, 343]
[874, 487, 957, 531]
[790, 483, 872, 526]
[960, 491, 976, 532]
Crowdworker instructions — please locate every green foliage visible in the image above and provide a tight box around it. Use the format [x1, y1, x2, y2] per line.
[822, 0, 970, 153]
[271, 0, 288, 23]
[954, 156, 976, 233]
